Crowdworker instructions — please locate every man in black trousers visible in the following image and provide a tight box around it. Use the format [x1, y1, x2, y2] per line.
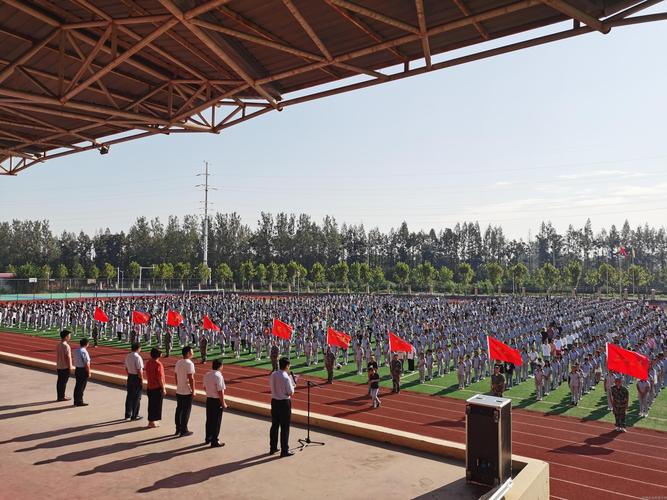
[203, 359, 227, 448]
[124, 342, 144, 421]
[269, 357, 296, 457]
[72, 338, 91, 406]
[174, 346, 196, 437]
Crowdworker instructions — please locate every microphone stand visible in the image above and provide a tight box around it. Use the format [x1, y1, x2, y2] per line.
[297, 379, 325, 450]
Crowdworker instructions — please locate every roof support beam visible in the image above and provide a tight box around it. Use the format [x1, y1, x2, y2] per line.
[0, 28, 59, 85]
[450, 0, 490, 39]
[61, 19, 180, 103]
[184, 0, 233, 20]
[540, 0, 610, 32]
[157, 0, 281, 109]
[329, 0, 420, 34]
[414, 0, 432, 69]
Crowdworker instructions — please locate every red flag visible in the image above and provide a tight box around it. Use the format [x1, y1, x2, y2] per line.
[272, 318, 293, 340]
[327, 326, 351, 349]
[388, 331, 414, 353]
[203, 315, 220, 332]
[607, 343, 649, 380]
[618, 246, 628, 258]
[487, 336, 522, 366]
[93, 306, 108, 323]
[166, 310, 183, 327]
[131, 310, 150, 325]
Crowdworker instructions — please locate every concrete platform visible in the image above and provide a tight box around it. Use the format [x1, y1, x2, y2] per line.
[0, 363, 484, 500]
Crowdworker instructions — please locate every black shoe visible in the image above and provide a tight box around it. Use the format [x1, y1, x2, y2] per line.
[269, 448, 278, 455]
[180, 431, 194, 437]
[131, 416, 143, 421]
[74, 402, 89, 407]
[205, 438, 211, 444]
[174, 430, 181, 436]
[280, 451, 295, 457]
[210, 442, 225, 448]
[57, 397, 71, 402]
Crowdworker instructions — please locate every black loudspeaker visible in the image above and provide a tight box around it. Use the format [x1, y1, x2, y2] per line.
[465, 394, 512, 487]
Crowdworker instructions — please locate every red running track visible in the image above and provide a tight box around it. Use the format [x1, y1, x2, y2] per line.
[2, 331, 666, 500]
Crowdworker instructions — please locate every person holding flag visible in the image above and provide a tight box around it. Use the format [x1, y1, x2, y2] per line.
[611, 377, 629, 432]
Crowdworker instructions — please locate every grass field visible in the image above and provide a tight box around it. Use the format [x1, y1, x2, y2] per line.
[3, 324, 665, 432]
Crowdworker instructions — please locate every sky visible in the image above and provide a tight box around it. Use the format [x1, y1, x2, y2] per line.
[1, 12, 666, 241]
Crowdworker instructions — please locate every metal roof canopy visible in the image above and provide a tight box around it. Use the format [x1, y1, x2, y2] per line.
[0, 0, 665, 176]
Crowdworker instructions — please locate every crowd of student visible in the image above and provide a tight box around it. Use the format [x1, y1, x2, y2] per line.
[2, 294, 665, 429]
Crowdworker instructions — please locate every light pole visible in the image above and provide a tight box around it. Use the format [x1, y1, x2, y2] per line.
[118, 270, 125, 297]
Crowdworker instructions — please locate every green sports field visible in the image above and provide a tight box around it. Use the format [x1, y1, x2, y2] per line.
[3, 324, 665, 432]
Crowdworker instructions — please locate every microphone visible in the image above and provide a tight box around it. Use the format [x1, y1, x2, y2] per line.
[290, 370, 299, 384]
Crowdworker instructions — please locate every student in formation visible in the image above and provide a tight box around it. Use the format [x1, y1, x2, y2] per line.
[636, 377, 650, 418]
[369, 366, 381, 408]
[534, 363, 544, 401]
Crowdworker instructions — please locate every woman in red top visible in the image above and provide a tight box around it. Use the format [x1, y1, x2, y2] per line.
[145, 347, 166, 428]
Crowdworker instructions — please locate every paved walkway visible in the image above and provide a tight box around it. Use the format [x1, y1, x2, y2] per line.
[0, 362, 479, 500]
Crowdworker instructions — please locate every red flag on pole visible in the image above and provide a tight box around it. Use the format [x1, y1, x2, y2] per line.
[327, 327, 351, 349]
[272, 318, 293, 340]
[487, 336, 522, 366]
[202, 315, 220, 332]
[166, 310, 183, 327]
[131, 310, 150, 325]
[607, 343, 649, 380]
[388, 331, 414, 353]
[93, 306, 109, 323]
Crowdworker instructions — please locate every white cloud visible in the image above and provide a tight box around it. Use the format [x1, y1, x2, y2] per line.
[557, 169, 644, 180]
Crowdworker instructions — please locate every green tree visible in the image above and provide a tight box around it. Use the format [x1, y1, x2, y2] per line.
[194, 263, 211, 284]
[332, 261, 349, 289]
[457, 262, 474, 293]
[103, 262, 116, 284]
[564, 260, 583, 292]
[16, 262, 38, 278]
[310, 262, 325, 291]
[286, 260, 300, 287]
[256, 263, 267, 288]
[88, 264, 100, 280]
[266, 262, 280, 291]
[55, 263, 68, 280]
[39, 264, 52, 280]
[359, 262, 372, 292]
[277, 263, 287, 284]
[485, 262, 504, 294]
[128, 261, 140, 286]
[371, 265, 385, 291]
[174, 262, 191, 287]
[538, 263, 560, 293]
[508, 263, 528, 293]
[6, 264, 17, 275]
[584, 268, 599, 292]
[393, 262, 410, 290]
[72, 262, 85, 280]
[239, 260, 255, 289]
[215, 263, 233, 287]
[414, 261, 437, 292]
[349, 262, 362, 290]
[161, 262, 174, 283]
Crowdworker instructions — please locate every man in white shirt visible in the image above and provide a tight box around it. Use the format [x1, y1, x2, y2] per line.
[269, 357, 296, 457]
[174, 346, 196, 437]
[73, 338, 91, 407]
[124, 342, 145, 421]
[203, 359, 227, 448]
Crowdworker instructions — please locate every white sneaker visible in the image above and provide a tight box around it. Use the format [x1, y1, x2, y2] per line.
[621, 428, 627, 433]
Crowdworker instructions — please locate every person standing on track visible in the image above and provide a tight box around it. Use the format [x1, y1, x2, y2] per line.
[611, 377, 629, 432]
[491, 364, 505, 397]
[56, 329, 73, 402]
[203, 359, 227, 448]
[390, 353, 402, 393]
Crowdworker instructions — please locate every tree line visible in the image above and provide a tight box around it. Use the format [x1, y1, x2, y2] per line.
[1, 214, 666, 293]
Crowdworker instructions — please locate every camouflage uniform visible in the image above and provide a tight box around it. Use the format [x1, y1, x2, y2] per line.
[324, 349, 335, 383]
[611, 384, 629, 430]
[390, 358, 402, 393]
[270, 344, 280, 372]
[491, 372, 505, 397]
